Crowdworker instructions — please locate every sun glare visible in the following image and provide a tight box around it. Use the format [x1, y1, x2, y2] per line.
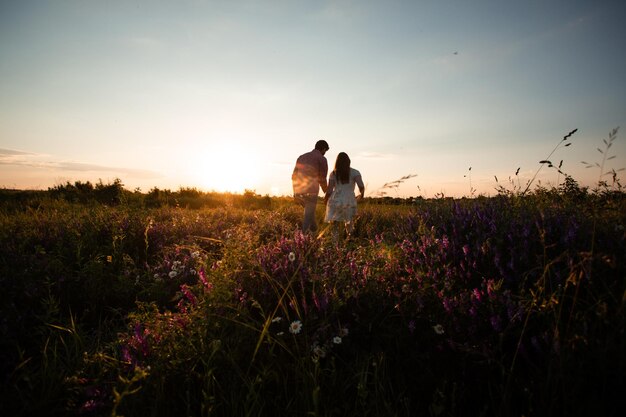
[190, 142, 261, 193]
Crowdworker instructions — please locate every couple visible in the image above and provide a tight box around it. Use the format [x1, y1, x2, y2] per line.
[292, 140, 365, 237]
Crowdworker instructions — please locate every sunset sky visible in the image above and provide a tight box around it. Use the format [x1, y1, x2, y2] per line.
[1, 0, 625, 197]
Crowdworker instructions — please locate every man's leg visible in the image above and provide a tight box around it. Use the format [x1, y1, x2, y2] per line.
[302, 195, 318, 233]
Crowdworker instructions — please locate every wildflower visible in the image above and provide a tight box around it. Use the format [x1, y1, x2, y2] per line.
[333, 336, 342, 345]
[121, 346, 133, 364]
[289, 320, 303, 334]
[180, 284, 197, 306]
[276, 331, 284, 336]
[490, 315, 502, 332]
[313, 344, 327, 358]
[288, 252, 296, 262]
[168, 271, 178, 278]
[132, 324, 150, 357]
[433, 324, 445, 335]
[191, 251, 200, 259]
[408, 320, 416, 334]
[80, 399, 101, 413]
[339, 327, 349, 337]
[106, 255, 112, 263]
[271, 317, 282, 323]
[198, 268, 213, 292]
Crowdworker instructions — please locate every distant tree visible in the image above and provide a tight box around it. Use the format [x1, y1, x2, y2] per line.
[95, 178, 124, 205]
[559, 175, 587, 201]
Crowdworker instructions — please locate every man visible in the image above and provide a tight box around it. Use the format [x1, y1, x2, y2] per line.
[292, 140, 329, 233]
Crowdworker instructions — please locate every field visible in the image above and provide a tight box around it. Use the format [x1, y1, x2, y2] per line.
[0, 186, 624, 416]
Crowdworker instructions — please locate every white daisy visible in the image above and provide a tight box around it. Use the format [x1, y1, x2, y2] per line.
[289, 320, 303, 334]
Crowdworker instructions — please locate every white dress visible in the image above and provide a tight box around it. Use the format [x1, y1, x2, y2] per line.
[325, 168, 362, 222]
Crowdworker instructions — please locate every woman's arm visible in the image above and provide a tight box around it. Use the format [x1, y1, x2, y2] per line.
[325, 172, 336, 203]
[355, 174, 365, 199]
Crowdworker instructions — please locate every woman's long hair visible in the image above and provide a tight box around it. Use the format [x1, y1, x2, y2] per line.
[334, 152, 351, 184]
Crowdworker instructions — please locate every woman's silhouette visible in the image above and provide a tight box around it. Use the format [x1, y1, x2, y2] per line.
[324, 152, 365, 239]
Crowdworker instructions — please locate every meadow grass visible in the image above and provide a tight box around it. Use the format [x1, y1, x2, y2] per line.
[1, 134, 625, 417]
[0, 187, 623, 417]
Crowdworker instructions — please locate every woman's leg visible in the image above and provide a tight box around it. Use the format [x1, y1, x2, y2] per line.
[345, 220, 354, 237]
[323, 221, 337, 242]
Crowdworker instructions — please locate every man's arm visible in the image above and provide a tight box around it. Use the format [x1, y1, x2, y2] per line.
[318, 158, 328, 193]
[324, 173, 336, 204]
[292, 159, 301, 195]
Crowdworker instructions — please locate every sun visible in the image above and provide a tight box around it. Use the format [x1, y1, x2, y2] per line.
[190, 142, 261, 193]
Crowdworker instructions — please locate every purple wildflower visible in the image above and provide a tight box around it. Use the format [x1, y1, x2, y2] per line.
[490, 315, 502, 332]
[198, 268, 213, 292]
[408, 320, 416, 334]
[180, 284, 198, 306]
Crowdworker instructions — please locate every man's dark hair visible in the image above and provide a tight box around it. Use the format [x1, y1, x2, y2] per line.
[315, 140, 329, 151]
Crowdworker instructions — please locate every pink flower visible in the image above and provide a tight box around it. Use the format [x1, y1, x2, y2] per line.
[180, 284, 197, 306]
[198, 268, 213, 292]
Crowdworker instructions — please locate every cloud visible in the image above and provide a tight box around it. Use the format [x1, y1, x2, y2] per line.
[0, 148, 159, 178]
[314, 5, 349, 21]
[356, 151, 395, 160]
[0, 148, 47, 166]
[0, 148, 35, 156]
[127, 35, 166, 52]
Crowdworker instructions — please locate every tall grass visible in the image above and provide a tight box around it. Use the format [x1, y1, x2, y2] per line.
[0, 131, 624, 416]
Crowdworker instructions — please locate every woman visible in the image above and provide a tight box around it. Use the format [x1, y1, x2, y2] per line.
[324, 152, 365, 238]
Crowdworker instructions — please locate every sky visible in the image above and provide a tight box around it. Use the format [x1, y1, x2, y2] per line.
[1, 0, 625, 198]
